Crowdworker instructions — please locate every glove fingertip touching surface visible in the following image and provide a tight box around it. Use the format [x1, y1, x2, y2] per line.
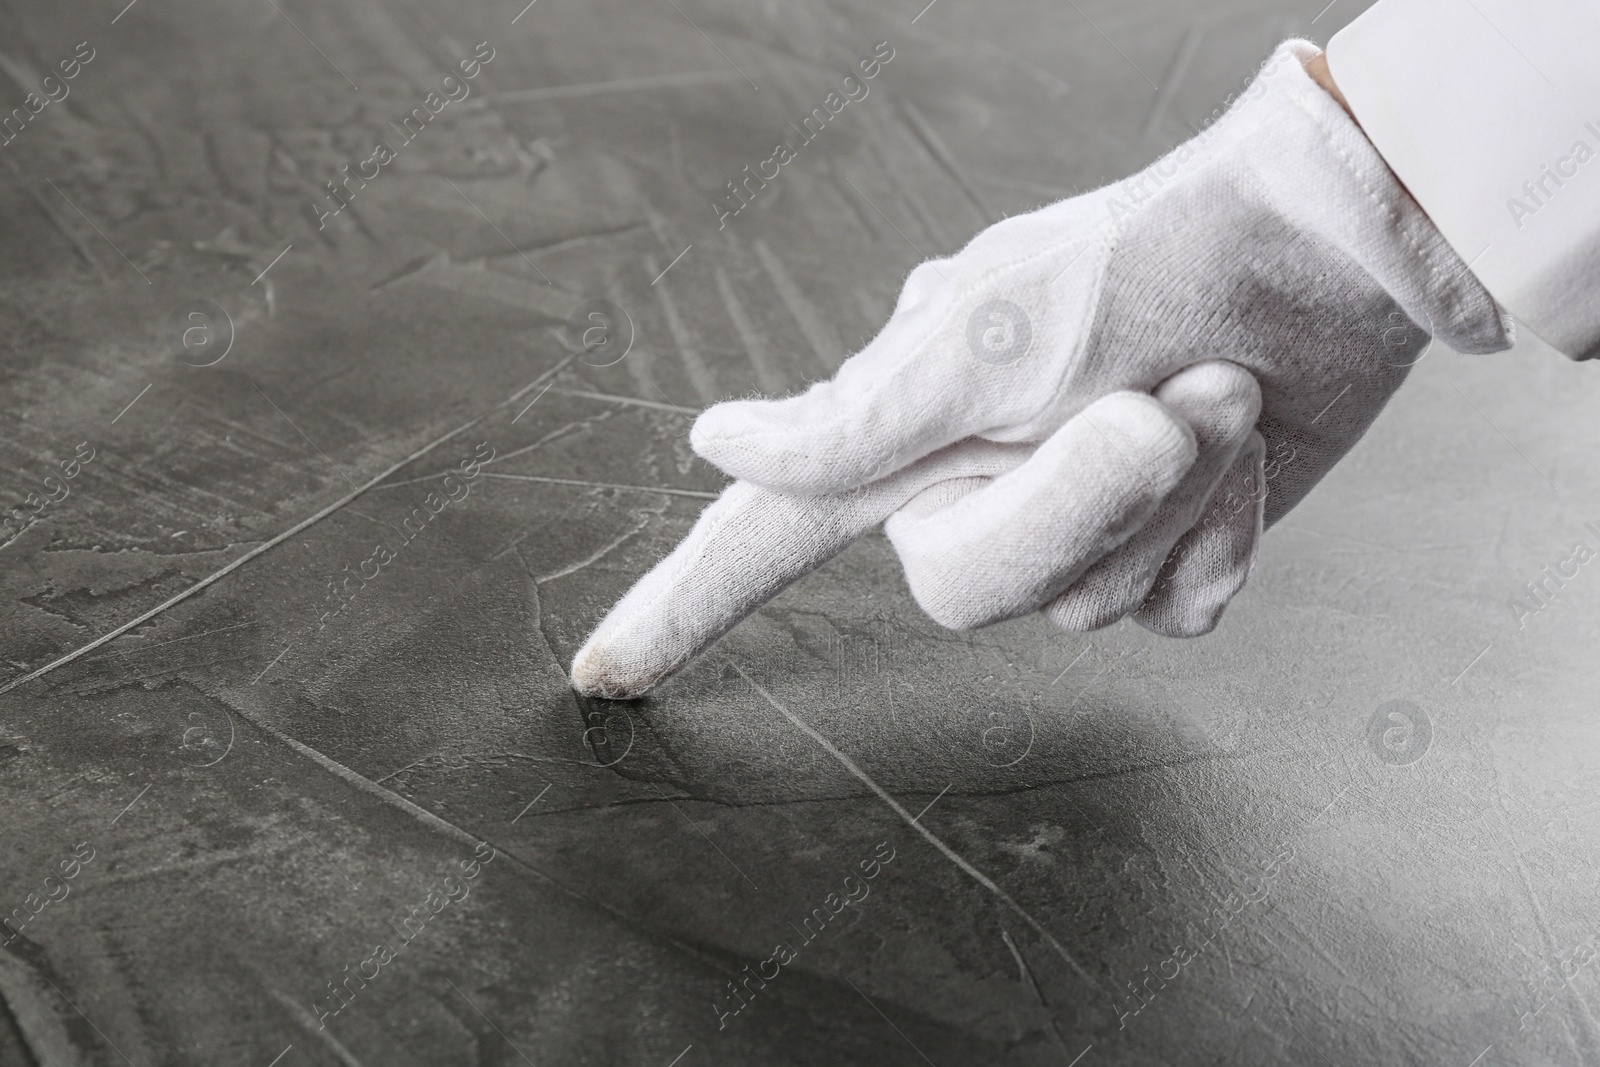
[568, 441, 1039, 699]
[566, 482, 821, 700]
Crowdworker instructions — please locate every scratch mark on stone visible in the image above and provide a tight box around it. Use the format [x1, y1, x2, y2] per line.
[731, 662, 1096, 988]
[375, 417, 618, 495]
[545, 388, 699, 415]
[504, 353, 580, 408]
[517, 551, 570, 676]
[373, 753, 433, 785]
[657, 785, 761, 892]
[0, 415, 488, 695]
[649, 258, 718, 402]
[1141, 26, 1203, 139]
[1491, 771, 1600, 1059]
[270, 991, 365, 1067]
[479, 472, 716, 500]
[479, 69, 742, 104]
[347, 361, 590, 494]
[511, 783, 552, 822]
[512, 381, 555, 423]
[485, 221, 650, 258]
[897, 99, 993, 223]
[84, 846, 274, 891]
[537, 513, 653, 583]
[1000, 926, 1074, 1056]
[219, 691, 710, 959]
[713, 266, 785, 395]
[40, 976, 134, 1066]
[371, 251, 448, 291]
[487, 411, 620, 469]
[0, 153, 107, 279]
[117, 619, 258, 656]
[824, 161, 879, 234]
[754, 238, 841, 375]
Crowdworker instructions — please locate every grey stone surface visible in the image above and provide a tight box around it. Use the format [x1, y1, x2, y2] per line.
[1, 0, 1598, 1064]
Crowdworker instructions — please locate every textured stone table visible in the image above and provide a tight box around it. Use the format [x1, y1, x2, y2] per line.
[2, 0, 1598, 1064]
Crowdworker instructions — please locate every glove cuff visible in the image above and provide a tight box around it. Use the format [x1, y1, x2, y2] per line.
[1237, 39, 1515, 355]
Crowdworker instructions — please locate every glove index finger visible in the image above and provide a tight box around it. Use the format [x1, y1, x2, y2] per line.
[569, 439, 1033, 699]
[568, 481, 856, 699]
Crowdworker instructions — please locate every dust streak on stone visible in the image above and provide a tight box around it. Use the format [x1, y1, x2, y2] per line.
[0, 415, 488, 695]
[730, 662, 1095, 986]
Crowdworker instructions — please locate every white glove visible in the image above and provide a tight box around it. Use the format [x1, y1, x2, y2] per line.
[569, 39, 1511, 700]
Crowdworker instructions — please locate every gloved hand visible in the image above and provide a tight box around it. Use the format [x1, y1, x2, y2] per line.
[569, 39, 1511, 700]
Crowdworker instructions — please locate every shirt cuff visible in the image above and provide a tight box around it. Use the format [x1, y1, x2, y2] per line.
[1327, 0, 1600, 359]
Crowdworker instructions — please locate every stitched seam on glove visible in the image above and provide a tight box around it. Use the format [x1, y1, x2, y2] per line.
[1274, 46, 1508, 348]
[1284, 79, 1449, 289]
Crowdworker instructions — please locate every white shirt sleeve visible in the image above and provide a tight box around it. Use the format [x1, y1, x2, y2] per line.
[1327, 0, 1600, 359]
